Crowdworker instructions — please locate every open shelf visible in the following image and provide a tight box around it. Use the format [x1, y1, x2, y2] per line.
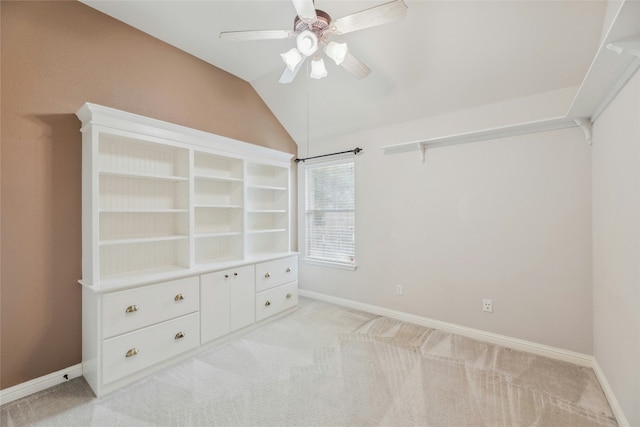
[194, 179, 243, 207]
[194, 175, 243, 183]
[195, 234, 243, 265]
[247, 231, 289, 257]
[247, 184, 287, 191]
[100, 211, 188, 241]
[99, 239, 190, 278]
[100, 175, 189, 211]
[246, 162, 288, 189]
[99, 133, 189, 178]
[194, 206, 243, 235]
[381, 0, 640, 160]
[100, 170, 188, 182]
[248, 229, 287, 234]
[100, 235, 189, 246]
[194, 151, 243, 181]
[381, 117, 578, 161]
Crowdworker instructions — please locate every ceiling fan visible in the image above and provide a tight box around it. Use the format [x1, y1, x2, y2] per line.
[220, 0, 408, 83]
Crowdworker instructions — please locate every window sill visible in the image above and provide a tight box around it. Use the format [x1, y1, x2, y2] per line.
[303, 258, 357, 271]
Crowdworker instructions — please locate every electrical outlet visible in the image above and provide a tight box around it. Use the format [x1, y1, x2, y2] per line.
[396, 285, 403, 296]
[483, 298, 493, 313]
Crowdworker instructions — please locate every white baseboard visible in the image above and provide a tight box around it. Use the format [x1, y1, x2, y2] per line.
[299, 290, 593, 366]
[0, 364, 83, 407]
[591, 358, 630, 427]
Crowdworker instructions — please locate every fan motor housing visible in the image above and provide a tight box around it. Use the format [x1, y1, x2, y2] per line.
[294, 9, 331, 38]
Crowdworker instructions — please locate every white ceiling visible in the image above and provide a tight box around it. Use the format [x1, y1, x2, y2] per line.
[81, 0, 607, 145]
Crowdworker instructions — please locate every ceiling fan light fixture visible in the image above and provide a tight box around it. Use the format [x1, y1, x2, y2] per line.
[310, 57, 328, 79]
[325, 42, 348, 65]
[281, 48, 303, 71]
[296, 30, 318, 56]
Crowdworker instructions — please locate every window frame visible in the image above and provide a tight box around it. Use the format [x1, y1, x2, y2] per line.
[302, 156, 357, 271]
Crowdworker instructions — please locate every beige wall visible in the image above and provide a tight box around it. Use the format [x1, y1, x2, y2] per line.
[298, 89, 594, 354]
[592, 70, 640, 426]
[0, 1, 295, 390]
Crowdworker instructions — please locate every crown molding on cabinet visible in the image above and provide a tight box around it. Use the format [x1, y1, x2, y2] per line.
[77, 103, 293, 165]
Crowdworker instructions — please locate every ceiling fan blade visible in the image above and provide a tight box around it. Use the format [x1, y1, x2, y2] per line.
[279, 58, 306, 84]
[340, 53, 371, 79]
[291, 0, 317, 22]
[331, 0, 408, 35]
[220, 30, 293, 41]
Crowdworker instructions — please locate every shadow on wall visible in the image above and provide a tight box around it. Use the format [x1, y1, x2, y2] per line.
[24, 113, 82, 384]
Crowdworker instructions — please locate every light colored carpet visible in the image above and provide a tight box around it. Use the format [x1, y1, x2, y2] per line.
[1, 297, 617, 426]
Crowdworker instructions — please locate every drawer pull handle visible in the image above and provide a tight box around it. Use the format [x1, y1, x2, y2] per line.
[225, 274, 229, 279]
[234, 272, 238, 276]
[174, 294, 184, 301]
[125, 305, 139, 313]
[265, 300, 271, 307]
[286, 293, 292, 299]
[286, 267, 291, 273]
[174, 331, 186, 340]
[125, 348, 139, 358]
[264, 272, 271, 279]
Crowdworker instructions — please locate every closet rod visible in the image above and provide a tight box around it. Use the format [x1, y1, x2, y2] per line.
[295, 147, 363, 163]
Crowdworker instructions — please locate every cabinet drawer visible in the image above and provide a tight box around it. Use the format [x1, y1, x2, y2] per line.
[255, 256, 298, 292]
[102, 276, 199, 339]
[102, 312, 199, 384]
[255, 281, 298, 322]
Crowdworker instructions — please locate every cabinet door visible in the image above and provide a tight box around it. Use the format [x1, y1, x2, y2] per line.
[229, 265, 255, 331]
[200, 271, 231, 343]
[200, 265, 255, 344]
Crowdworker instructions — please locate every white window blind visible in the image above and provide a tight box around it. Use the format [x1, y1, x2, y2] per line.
[304, 158, 355, 266]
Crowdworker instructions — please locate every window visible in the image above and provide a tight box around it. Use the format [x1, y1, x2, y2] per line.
[304, 158, 356, 268]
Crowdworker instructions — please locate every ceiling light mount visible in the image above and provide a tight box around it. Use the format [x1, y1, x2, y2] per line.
[296, 30, 318, 56]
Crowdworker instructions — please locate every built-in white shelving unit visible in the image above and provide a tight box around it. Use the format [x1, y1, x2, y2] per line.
[78, 103, 295, 290]
[382, 0, 640, 160]
[78, 103, 299, 398]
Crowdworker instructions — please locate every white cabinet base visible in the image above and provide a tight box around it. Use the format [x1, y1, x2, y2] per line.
[83, 255, 298, 397]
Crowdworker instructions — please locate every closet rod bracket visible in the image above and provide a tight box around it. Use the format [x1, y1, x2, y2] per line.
[574, 117, 592, 145]
[606, 37, 640, 58]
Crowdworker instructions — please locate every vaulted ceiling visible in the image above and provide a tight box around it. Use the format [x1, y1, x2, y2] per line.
[81, 1, 607, 145]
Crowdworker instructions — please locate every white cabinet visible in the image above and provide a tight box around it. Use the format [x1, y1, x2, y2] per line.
[77, 103, 293, 289]
[255, 256, 299, 322]
[83, 277, 201, 396]
[102, 276, 199, 339]
[256, 281, 298, 322]
[78, 104, 298, 398]
[200, 265, 254, 344]
[255, 255, 298, 292]
[102, 312, 200, 384]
